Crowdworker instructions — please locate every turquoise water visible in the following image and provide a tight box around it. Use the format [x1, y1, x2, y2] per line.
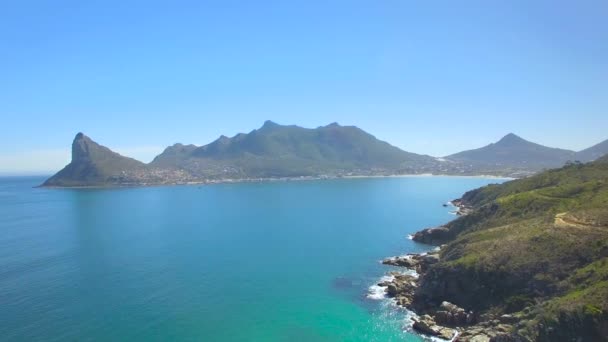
[0, 176, 503, 341]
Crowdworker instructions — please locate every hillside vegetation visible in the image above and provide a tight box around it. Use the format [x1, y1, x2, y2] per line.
[413, 157, 608, 340]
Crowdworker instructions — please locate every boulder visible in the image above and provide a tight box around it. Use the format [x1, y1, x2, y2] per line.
[412, 226, 452, 245]
[412, 315, 455, 340]
[422, 253, 440, 264]
[498, 314, 518, 324]
[469, 336, 491, 342]
[440, 301, 460, 312]
[382, 256, 418, 268]
[434, 301, 476, 327]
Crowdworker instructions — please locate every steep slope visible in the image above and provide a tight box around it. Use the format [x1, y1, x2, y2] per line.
[410, 159, 608, 341]
[43, 133, 148, 186]
[150, 121, 440, 178]
[445, 133, 576, 175]
[576, 138, 608, 162]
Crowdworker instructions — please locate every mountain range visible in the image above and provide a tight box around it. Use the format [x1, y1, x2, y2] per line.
[42, 121, 608, 187]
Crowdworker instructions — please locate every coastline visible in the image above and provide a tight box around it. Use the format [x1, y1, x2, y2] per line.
[374, 201, 518, 341]
[38, 173, 514, 189]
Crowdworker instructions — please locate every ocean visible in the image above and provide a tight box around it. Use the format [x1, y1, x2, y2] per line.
[0, 175, 504, 341]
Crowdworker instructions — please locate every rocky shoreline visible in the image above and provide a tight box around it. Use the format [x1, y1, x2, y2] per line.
[376, 199, 523, 342]
[450, 199, 474, 216]
[379, 251, 521, 341]
[409, 199, 472, 245]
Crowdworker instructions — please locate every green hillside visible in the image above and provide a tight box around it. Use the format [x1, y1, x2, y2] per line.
[413, 157, 608, 340]
[150, 121, 439, 178]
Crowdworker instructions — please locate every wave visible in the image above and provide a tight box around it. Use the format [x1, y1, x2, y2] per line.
[366, 274, 394, 300]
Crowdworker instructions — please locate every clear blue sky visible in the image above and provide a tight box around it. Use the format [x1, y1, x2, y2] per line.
[1, 0, 607, 174]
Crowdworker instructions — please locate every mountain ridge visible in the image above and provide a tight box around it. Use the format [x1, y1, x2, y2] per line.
[43, 122, 441, 186]
[576, 138, 608, 162]
[444, 133, 579, 176]
[41, 123, 608, 187]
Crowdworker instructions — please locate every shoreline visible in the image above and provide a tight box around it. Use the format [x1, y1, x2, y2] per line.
[38, 173, 514, 189]
[375, 202, 520, 341]
[376, 249, 518, 341]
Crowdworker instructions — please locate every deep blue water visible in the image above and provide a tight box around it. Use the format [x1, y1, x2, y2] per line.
[0, 176, 503, 341]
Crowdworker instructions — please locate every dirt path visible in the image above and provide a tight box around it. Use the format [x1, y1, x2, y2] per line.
[554, 212, 602, 229]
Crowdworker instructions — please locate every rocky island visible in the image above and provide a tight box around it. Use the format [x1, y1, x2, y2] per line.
[377, 155, 608, 341]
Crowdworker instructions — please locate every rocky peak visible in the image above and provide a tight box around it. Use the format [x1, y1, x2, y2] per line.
[496, 133, 526, 146]
[71, 132, 95, 163]
[260, 120, 280, 130]
[217, 135, 231, 143]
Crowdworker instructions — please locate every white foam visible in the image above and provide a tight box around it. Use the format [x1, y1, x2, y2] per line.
[407, 234, 414, 240]
[402, 309, 418, 329]
[404, 269, 419, 279]
[367, 284, 388, 300]
[397, 254, 414, 259]
[366, 274, 394, 300]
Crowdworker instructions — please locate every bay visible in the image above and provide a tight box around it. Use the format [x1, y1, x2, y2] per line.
[0, 176, 504, 341]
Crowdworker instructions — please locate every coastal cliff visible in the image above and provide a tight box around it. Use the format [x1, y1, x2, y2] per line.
[379, 157, 608, 341]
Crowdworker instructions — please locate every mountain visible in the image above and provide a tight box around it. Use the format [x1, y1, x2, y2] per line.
[409, 159, 608, 340]
[576, 138, 608, 162]
[150, 121, 439, 178]
[42, 125, 608, 187]
[597, 153, 608, 164]
[42, 133, 148, 187]
[43, 122, 440, 187]
[445, 133, 576, 175]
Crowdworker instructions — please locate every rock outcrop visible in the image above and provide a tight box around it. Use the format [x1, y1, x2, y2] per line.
[379, 248, 527, 341]
[382, 252, 439, 273]
[412, 226, 452, 244]
[412, 314, 455, 340]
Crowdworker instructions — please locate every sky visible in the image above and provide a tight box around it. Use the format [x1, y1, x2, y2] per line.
[1, 0, 607, 174]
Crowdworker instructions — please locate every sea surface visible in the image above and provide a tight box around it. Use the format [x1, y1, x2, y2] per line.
[0, 176, 505, 341]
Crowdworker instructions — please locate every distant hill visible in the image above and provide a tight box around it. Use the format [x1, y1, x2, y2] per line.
[43, 122, 440, 187]
[576, 138, 608, 162]
[150, 121, 438, 178]
[445, 133, 576, 175]
[43, 133, 148, 187]
[597, 154, 608, 164]
[41, 125, 608, 187]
